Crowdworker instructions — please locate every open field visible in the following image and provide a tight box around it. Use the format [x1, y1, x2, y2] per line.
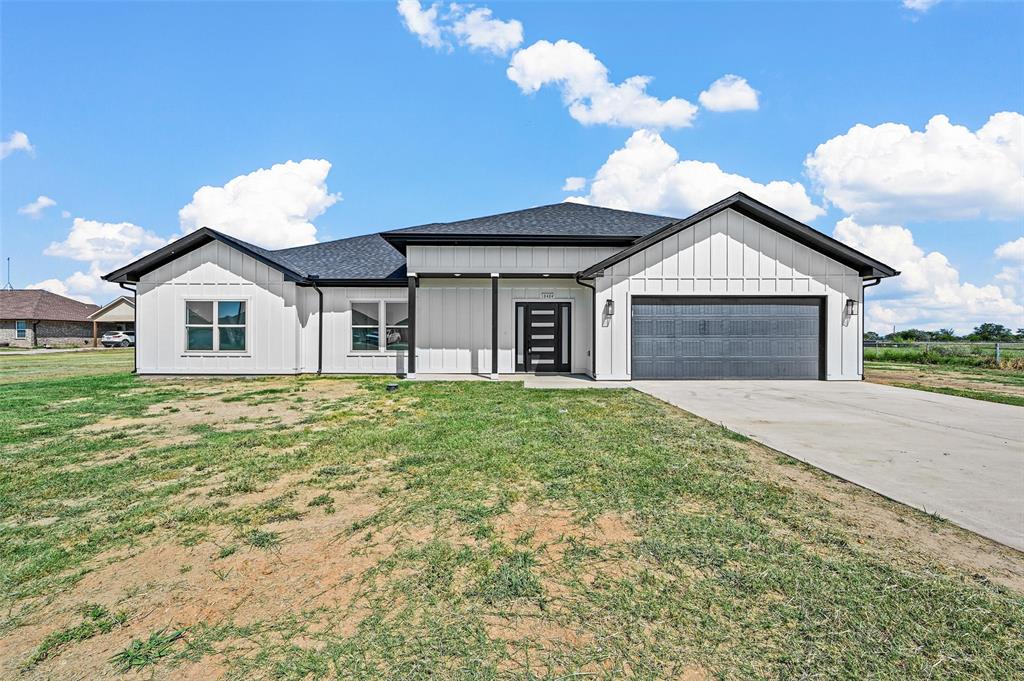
[865, 361, 1024, 407]
[1, 353, 1022, 679]
[864, 343, 1024, 370]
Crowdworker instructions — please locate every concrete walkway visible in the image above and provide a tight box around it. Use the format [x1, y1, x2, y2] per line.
[631, 380, 1024, 551]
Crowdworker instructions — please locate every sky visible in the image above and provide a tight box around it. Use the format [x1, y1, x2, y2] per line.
[1, 0, 1022, 335]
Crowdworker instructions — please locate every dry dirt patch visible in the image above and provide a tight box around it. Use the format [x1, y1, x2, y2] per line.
[865, 365, 1024, 398]
[80, 378, 360, 449]
[3, 477, 397, 680]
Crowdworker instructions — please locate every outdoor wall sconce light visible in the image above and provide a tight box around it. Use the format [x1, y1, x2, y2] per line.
[845, 299, 858, 316]
[604, 299, 615, 316]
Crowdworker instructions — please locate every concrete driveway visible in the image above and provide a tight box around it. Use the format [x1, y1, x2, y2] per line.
[632, 380, 1024, 550]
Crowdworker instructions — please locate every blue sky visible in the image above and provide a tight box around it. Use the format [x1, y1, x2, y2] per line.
[2, 0, 1022, 333]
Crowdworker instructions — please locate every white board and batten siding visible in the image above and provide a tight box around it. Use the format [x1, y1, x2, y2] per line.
[415, 279, 592, 374]
[302, 286, 410, 374]
[136, 241, 303, 374]
[406, 245, 621, 275]
[593, 208, 863, 381]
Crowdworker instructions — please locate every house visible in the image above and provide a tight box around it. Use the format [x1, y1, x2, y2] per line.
[103, 193, 898, 379]
[87, 296, 136, 346]
[0, 289, 101, 348]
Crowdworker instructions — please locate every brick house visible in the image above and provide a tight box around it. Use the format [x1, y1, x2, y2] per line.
[0, 289, 104, 348]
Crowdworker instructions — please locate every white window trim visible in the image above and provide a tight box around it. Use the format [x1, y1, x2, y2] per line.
[349, 299, 409, 355]
[183, 299, 250, 355]
[15, 320, 27, 339]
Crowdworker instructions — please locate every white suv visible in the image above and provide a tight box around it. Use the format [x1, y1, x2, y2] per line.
[101, 331, 135, 347]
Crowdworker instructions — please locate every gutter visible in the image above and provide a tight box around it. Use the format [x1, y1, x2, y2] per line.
[309, 276, 324, 375]
[574, 272, 597, 378]
[119, 282, 138, 374]
[860, 277, 883, 379]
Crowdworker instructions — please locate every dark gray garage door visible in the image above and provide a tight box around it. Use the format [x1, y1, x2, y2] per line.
[631, 297, 823, 380]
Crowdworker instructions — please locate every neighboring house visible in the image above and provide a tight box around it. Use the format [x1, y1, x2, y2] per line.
[87, 296, 136, 345]
[0, 289, 101, 348]
[103, 193, 898, 379]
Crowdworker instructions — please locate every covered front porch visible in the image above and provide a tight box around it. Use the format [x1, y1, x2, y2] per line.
[405, 273, 594, 378]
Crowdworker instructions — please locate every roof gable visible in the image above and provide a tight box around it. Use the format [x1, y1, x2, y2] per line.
[103, 228, 406, 284]
[88, 296, 135, 319]
[579, 193, 899, 279]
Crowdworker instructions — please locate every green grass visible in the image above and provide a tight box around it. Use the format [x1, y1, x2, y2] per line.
[25, 604, 128, 667]
[888, 383, 1024, 407]
[864, 344, 1024, 369]
[109, 627, 186, 671]
[1, 352, 1022, 678]
[864, 361, 1024, 406]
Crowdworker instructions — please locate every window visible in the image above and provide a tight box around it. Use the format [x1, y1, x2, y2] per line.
[15, 320, 26, 339]
[351, 300, 408, 352]
[185, 301, 246, 352]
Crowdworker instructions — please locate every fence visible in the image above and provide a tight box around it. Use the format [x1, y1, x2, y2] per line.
[863, 341, 1024, 366]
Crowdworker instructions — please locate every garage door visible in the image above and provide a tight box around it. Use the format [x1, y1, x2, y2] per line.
[631, 297, 823, 380]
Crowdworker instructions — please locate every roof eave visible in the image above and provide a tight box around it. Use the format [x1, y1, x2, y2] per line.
[102, 228, 306, 284]
[577, 193, 900, 280]
[380, 233, 639, 253]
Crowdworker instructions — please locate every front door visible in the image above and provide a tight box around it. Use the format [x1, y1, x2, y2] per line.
[515, 302, 571, 372]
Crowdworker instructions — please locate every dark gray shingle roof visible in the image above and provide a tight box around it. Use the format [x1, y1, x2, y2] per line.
[269, 234, 406, 280]
[385, 202, 677, 238]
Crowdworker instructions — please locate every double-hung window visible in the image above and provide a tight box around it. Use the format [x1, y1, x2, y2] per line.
[15, 320, 26, 339]
[351, 301, 408, 352]
[185, 301, 247, 352]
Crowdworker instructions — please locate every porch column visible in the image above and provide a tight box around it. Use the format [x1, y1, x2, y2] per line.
[491, 273, 499, 379]
[92, 321, 98, 347]
[407, 274, 417, 378]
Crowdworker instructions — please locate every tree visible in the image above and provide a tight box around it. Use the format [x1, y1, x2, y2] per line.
[933, 328, 958, 341]
[890, 328, 931, 342]
[864, 331, 880, 341]
[967, 323, 1015, 342]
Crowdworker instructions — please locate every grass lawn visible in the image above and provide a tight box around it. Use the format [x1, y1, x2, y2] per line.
[864, 361, 1024, 407]
[1, 353, 1022, 679]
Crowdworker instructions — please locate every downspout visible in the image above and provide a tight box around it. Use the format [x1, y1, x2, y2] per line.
[119, 282, 137, 374]
[860, 277, 882, 379]
[575, 273, 597, 378]
[309, 276, 323, 375]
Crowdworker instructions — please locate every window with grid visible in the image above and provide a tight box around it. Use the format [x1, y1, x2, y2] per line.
[185, 301, 246, 352]
[15, 320, 26, 339]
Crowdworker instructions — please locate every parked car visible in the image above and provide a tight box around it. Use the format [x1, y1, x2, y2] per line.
[101, 331, 135, 347]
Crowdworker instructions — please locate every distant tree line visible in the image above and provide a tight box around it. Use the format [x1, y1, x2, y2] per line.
[864, 323, 1024, 343]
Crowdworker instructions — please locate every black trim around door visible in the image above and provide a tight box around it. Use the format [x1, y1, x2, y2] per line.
[515, 302, 571, 372]
[630, 296, 827, 381]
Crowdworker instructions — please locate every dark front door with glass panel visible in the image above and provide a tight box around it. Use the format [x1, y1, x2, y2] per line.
[515, 302, 571, 372]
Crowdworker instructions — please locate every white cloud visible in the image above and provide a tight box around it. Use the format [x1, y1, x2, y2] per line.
[27, 263, 122, 305]
[565, 129, 824, 222]
[450, 4, 523, 55]
[995, 237, 1024, 263]
[834, 217, 1022, 333]
[397, 0, 446, 49]
[507, 40, 698, 129]
[806, 112, 1024, 222]
[1, 131, 34, 159]
[903, 0, 940, 12]
[44, 218, 167, 263]
[397, 1, 522, 54]
[698, 75, 759, 112]
[562, 176, 586, 192]
[61, 210, 71, 219]
[994, 238, 1024, 309]
[178, 159, 340, 249]
[17, 195, 57, 219]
